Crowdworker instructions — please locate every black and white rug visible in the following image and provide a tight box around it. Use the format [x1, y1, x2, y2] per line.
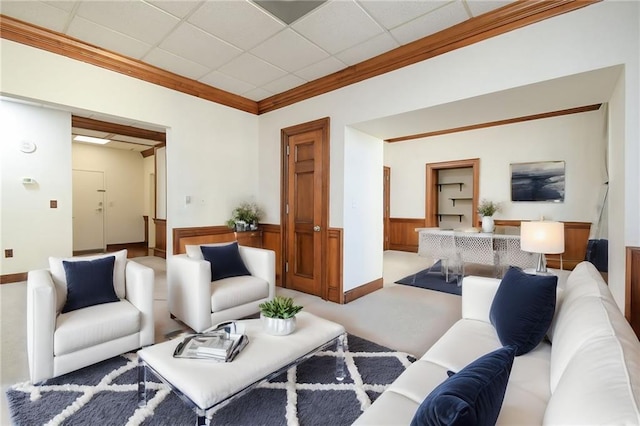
[7, 335, 414, 426]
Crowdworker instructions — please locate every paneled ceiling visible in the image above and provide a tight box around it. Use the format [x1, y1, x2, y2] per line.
[0, 0, 514, 102]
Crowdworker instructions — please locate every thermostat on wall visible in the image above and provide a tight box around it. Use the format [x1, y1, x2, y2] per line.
[19, 140, 37, 153]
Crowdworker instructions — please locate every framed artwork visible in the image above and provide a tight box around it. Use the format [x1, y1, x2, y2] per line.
[510, 161, 565, 202]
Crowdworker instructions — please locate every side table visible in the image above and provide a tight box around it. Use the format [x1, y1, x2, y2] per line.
[234, 230, 262, 248]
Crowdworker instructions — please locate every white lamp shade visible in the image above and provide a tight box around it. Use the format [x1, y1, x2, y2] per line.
[520, 221, 565, 254]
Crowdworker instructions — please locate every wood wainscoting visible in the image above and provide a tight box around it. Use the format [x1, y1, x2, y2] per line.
[388, 218, 426, 252]
[153, 218, 166, 258]
[172, 224, 345, 304]
[626, 246, 640, 339]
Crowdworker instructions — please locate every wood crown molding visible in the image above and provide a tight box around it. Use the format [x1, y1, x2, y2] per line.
[72, 116, 166, 142]
[387, 104, 602, 143]
[0, 15, 258, 114]
[1, 1, 599, 116]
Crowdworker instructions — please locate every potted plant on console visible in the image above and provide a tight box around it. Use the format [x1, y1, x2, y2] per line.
[477, 199, 500, 233]
[226, 201, 264, 232]
[259, 296, 303, 336]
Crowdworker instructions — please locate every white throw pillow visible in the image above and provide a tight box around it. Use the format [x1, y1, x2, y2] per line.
[49, 249, 127, 313]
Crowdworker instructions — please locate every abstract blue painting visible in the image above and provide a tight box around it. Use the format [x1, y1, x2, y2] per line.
[511, 161, 565, 202]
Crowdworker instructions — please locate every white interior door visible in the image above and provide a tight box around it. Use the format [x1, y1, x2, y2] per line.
[73, 169, 105, 252]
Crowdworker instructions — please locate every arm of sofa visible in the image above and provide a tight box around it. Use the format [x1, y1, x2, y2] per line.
[461, 276, 501, 324]
[125, 260, 155, 347]
[168, 254, 213, 333]
[27, 269, 57, 383]
[239, 246, 276, 300]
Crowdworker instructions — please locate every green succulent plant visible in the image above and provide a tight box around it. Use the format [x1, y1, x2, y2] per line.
[259, 296, 303, 319]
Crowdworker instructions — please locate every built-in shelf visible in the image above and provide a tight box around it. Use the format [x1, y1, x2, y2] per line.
[449, 197, 473, 206]
[437, 213, 464, 222]
[437, 182, 464, 192]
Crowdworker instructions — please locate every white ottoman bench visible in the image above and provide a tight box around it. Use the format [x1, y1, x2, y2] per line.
[137, 312, 346, 425]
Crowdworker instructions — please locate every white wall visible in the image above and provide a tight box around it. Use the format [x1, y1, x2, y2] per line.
[0, 100, 72, 273]
[343, 127, 384, 291]
[72, 143, 146, 245]
[0, 39, 259, 262]
[257, 1, 638, 307]
[384, 109, 608, 224]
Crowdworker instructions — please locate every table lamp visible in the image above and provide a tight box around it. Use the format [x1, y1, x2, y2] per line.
[520, 221, 565, 274]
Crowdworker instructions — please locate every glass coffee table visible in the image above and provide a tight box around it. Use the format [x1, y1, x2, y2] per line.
[137, 312, 346, 425]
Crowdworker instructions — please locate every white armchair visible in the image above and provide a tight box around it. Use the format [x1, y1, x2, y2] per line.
[168, 243, 276, 333]
[27, 250, 154, 383]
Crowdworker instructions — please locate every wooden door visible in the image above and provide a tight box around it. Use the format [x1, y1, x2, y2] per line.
[282, 118, 329, 298]
[383, 167, 390, 250]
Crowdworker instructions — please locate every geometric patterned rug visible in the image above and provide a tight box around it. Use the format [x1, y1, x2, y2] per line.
[6, 334, 415, 425]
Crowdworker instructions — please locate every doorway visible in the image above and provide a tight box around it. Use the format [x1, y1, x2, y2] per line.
[281, 117, 330, 299]
[72, 169, 106, 253]
[425, 159, 480, 227]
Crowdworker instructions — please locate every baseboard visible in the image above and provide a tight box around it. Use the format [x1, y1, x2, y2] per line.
[344, 278, 383, 304]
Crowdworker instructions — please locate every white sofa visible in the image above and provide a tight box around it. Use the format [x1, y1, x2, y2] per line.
[168, 244, 276, 333]
[27, 251, 154, 383]
[354, 261, 640, 425]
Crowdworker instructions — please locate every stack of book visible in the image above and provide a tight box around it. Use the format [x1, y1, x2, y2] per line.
[173, 322, 249, 362]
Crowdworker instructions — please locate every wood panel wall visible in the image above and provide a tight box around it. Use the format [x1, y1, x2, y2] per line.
[494, 220, 591, 270]
[626, 247, 640, 339]
[171, 224, 345, 303]
[388, 218, 426, 252]
[153, 218, 166, 259]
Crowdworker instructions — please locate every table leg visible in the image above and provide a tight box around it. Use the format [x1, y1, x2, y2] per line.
[336, 333, 347, 381]
[137, 362, 147, 407]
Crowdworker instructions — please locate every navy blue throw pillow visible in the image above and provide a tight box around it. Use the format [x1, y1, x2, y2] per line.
[489, 267, 557, 356]
[411, 345, 516, 426]
[62, 256, 119, 313]
[201, 242, 251, 281]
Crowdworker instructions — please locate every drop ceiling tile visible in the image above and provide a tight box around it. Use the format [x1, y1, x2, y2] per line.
[292, 0, 384, 54]
[295, 56, 346, 81]
[390, 0, 470, 45]
[464, 0, 514, 17]
[112, 135, 159, 146]
[251, 29, 329, 73]
[75, 1, 179, 46]
[218, 53, 287, 87]
[243, 87, 274, 101]
[147, 0, 202, 19]
[44, 1, 78, 13]
[358, 0, 448, 30]
[68, 16, 152, 60]
[199, 71, 256, 95]
[1, 1, 70, 32]
[336, 32, 399, 66]
[188, 1, 285, 51]
[144, 48, 210, 80]
[160, 23, 242, 70]
[263, 74, 307, 94]
[72, 128, 110, 139]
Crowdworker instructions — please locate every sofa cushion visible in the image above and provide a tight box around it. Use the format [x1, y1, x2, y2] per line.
[49, 249, 127, 313]
[201, 242, 251, 281]
[185, 242, 231, 260]
[61, 256, 119, 313]
[54, 300, 140, 356]
[411, 345, 516, 426]
[210, 275, 269, 312]
[490, 267, 557, 356]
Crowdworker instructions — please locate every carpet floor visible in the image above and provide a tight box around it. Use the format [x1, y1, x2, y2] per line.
[7, 334, 414, 426]
[395, 261, 462, 296]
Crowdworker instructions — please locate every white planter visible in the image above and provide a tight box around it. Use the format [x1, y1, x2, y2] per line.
[481, 216, 495, 233]
[261, 314, 296, 336]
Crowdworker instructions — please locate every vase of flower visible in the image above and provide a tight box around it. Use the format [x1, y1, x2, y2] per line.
[481, 215, 495, 233]
[477, 199, 500, 233]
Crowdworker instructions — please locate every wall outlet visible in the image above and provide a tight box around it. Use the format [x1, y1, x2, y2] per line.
[5, 249, 13, 258]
